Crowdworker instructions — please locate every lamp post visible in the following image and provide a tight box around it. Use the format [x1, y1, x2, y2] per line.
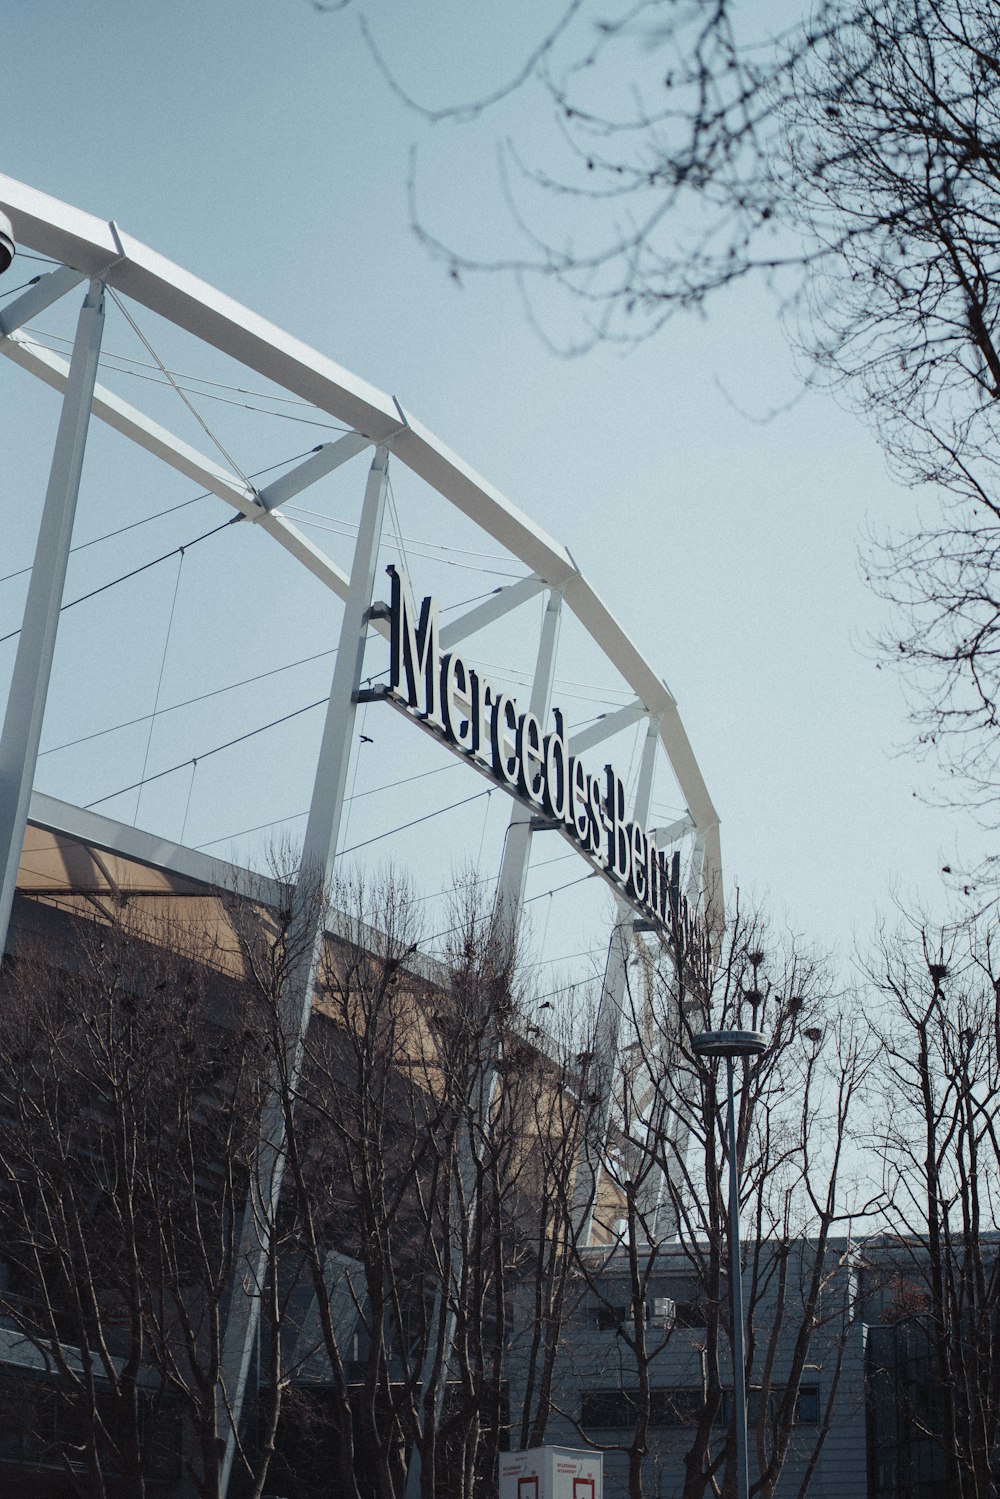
[691, 1029, 767, 1499]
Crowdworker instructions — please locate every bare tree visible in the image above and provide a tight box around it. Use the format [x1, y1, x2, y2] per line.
[0, 903, 289, 1499]
[561, 897, 876, 1499]
[509, 1010, 597, 1454]
[776, 0, 1000, 811]
[363, 0, 838, 344]
[866, 914, 1000, 1499]
[327, 0, 1000, 810]
[232, 868, 593, 1499]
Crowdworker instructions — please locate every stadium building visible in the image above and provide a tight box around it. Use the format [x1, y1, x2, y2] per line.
[0, 177, 911, 1499]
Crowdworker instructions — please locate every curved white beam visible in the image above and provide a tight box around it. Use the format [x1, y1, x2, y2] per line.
[0, 173, 722, 905]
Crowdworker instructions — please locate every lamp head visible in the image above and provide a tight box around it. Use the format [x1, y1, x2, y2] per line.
[0, 210, 14, 275]
[691, 1028, 767, 1059]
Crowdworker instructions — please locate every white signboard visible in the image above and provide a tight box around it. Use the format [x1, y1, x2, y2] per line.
[499, 1446, 603, 1499]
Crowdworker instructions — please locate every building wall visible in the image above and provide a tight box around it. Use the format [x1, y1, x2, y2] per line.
[507, 1241, 870, 1499]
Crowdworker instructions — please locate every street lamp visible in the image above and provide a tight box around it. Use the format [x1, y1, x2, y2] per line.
[691, 1029, 767, 1499]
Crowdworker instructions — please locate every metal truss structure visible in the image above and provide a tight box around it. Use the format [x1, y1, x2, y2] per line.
[0, 174, 723, 1492]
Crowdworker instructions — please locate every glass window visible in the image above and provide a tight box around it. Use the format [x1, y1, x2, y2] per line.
[595, 1303, 629, 1331]
[674, 1301, 709, 1328]
[582, 1388, 706, 1430]
[581, 1389, 638, 1428]
[796, 1385, 820, 1425]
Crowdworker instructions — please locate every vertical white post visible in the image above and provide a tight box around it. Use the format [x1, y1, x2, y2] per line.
[686, 826, 707, 911]
[403, 588, 563, 1499]
[295, 442, 391, 889]
[218, 444, 390, 1497]
[572, 713, 660, 1245]
[627, 823, 709, 1245]
[493, 586, 563, 946]
[0, 279, 105, 956]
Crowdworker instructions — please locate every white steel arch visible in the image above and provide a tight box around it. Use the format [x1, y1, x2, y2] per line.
[0, 172, 721, 918]
[0, 174, 726, 1492]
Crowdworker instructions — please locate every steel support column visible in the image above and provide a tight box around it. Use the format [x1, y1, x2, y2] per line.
[686, 825, 708, 909]
[218, 444, 391, 1497]
[571, 712, 660, 1246]
[571, 902, 632, 1241]
[493, 585, 564, 947]
[0, 279, 105, 956]
[295, 442, 391, 886]
[629, 823, 711, 1244]
[403, 590, 564, 1499]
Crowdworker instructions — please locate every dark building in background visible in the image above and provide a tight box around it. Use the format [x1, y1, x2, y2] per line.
[1, 797, 996, 1499]
[866, 1320, 948, 1499]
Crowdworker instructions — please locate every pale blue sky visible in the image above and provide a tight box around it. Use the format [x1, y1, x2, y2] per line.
[0, 0, 987, 981]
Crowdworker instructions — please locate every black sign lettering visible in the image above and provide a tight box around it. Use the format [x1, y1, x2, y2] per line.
[491, 693, 520, 786]
[604, 767, 630, 884]
[441, 652, 474, 753]
[383, 565, 708, 955]
[516, 709, 545, 805]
